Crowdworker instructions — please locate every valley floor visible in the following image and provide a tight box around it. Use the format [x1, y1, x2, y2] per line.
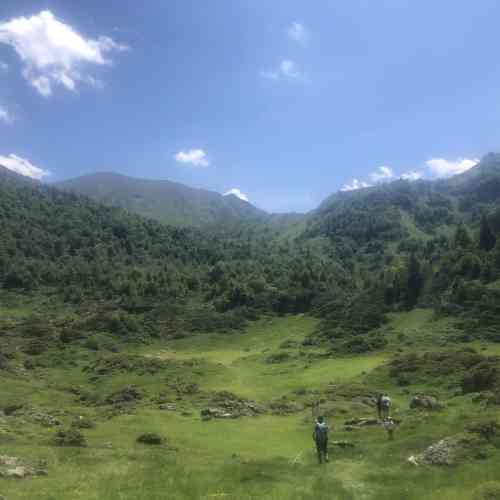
[1, 311, 500, 499]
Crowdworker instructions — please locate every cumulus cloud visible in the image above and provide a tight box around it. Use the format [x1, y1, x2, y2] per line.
[260, 59, 301, 81]
[0, 10, 127, 97]
[288, 22, 307, 43]
[425, 158, 479, 178]
[341, 179, 371, 192]
[0, 107, 13, 124]
[224, 188, 249, 202]
[0, 153, 50, 179]
[401, 171, 423, 181]
[370, 166, 394, 183]
[175, 149, 210, 167]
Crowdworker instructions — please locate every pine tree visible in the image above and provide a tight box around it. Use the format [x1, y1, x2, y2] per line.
[454, 224, 472, 249]
[479, 215, 496, 252]
[406, 254, 423, 309]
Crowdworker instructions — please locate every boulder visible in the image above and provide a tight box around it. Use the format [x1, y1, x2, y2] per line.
[201, 392, 265, 420]
[410, 395, 443, 411]
[105, 385, 143, 405]
[410, 434, 483, 466]
[159, 403, 177, 411]
[0, 456, 47, 479]
[344, 417, 379, 427]
[330, 440, 355, 449]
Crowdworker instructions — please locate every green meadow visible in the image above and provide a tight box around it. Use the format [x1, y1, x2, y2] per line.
[1, 311, 500, 500]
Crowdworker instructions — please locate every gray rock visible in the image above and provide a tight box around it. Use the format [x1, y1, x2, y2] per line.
[344, 417, 379, 427]
[331, 440, 355, 449]
[159, 404, 177, 411]
[410, 395, 443, 411]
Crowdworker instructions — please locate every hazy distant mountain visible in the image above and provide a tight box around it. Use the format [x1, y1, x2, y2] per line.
[56, 172, 267, 228]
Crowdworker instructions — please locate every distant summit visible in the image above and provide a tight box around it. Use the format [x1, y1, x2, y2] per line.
[56, 172, 266, 228]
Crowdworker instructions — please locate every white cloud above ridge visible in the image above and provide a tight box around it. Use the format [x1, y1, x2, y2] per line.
[0, 107, 13, 124]
[175, 149, 210, 167]
[401, 171, 423, 181]
[425, 158, 479, 178]
[260, 59, 302, 81]
[370, 165, 394, 183]
[288, 22, 307, 43]
[224, 188, 249, 202]
[0, 153, 50, 179]
[341, 179, 371, 192]
[0, 10, 127, 97]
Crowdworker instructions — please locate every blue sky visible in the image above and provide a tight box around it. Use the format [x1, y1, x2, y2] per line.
[1, 0, 500, 212]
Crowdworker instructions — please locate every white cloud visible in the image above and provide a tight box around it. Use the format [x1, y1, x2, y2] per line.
[0, 61, 8, 71]
[370, 165, 394, 183]
[260, 59, 302, 81]
[288, 22, 307, 43]
[224, 188, 249, 202]
[0, 10, 127, 97]
[401, 171, 423, 181]
[0, 107, 13, 124]
[425, 158, 479, 178]
[175, 149, 210, 167]
[341, 179, 371, 192]
[0, 153, 50, 179]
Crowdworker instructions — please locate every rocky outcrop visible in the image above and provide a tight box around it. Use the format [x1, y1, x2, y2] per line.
[408, 433, 486, 466]
[344, 417, 379, 431]
[201, 392, 264, 420]
[410, 395, 443, 411]
[0, 456, 47, 478]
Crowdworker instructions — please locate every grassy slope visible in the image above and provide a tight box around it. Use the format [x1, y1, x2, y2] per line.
[1, 312, 500, 500]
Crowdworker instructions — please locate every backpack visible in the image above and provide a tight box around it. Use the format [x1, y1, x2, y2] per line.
[315, 423, 328, 443]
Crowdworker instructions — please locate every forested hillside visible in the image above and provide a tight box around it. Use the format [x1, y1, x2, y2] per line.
[0, 165, 348, 339]
[3, 154, 500, 350]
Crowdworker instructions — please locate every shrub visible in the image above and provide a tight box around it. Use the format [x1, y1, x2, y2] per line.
[53, 428, 87, 447]
[137, 433, 164, 445]
[462, 364, 499, 394]
[72, 417, 96, 429]
[23, 339, 48, 356]
[467, 420, 500, 442]
[473, 481, 500, 500]
[0, 353, 8, 370]
[84, 338, 99, 351]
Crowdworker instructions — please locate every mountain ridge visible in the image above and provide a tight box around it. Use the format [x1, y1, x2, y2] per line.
[55, 171, 267, 229]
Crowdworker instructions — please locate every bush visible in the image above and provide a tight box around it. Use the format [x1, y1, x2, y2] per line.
[462, 364, 499, 394]
[53, 428, 87, 447]
[84, 338, 99, 351]
[137, 433, 164, 445]
[0, 353, 8, 370]
[72, 417, 96, 429]
[467, 420, 500, 442]
[23, 339, 48, 356]
[473, 481, 500, 500]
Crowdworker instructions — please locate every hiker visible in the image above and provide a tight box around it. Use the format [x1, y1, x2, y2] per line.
[376, 393, 383, 420]
[313, 416, 329, 464]
[381, 394, 391, 419]
[383, 417, 396, 440]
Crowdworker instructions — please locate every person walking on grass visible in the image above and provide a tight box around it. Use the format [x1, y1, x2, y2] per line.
[381, 393, 391, 420]
[313, 415, 329, 464]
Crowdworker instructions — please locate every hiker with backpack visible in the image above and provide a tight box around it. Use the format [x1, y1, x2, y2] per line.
[313, 415, 329, 464]
[381, 394, 391, 419]
[376, 393, 383, 420]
